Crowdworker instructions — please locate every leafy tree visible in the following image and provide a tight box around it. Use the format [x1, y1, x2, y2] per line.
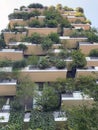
[29, 10, 41, 17]
[44, 8, 62, 24]
[8, 12, 30, 20]
[36, 86, 60, 111]
[76, 7, 84, 13]
[28, 3, 44, 8]
[57, 24, 64, 36]
[75, 75, 96, 92]
[21, 36, 31, 42]
[72, 50, 87, 68]
[56, 4, 62, 10]
[38, 57, 50, 69]
[28, 54, 39, 67]
[75, 12, 84, 17]
[30, 33, 43, 44]
[12, 59, 27, 70]
[58, 50, 70, 59]
[20, 6, 26, 11]
[63, 6, 74, 11]
[55, 60, 66, 69]
[41, 37, 53, 51]
[67, 104, 98, 130]
[28, 19, 41, 27]
[60, 18, 71, 28]
[86, 31, 98, 42]
[52, 78, 75, 93]
[17, 76, 35, 109]
[48, 32, 60, 44]
[46, 19, 58, 27]
[0, 60, 12, 67]
[17, 44, 28, 52]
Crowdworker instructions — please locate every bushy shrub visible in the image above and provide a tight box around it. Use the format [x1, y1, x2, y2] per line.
[55, 60, 66, 69]
[38, 58, 50, 69]
[13, 59, 27, 69]
[48, 32, 60, 44]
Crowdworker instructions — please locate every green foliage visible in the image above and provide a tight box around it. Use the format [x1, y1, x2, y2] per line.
[87, 31, 98, 42]
[46, 19, 58, 27]
[76, 7, 84, 13]
[41, 37, 53, 51]
[11, 99, 23, 111]
[0, 60, 12, 67]
[28, 19, 41, 27]
[36, 86, 60, 111]
[17, 44, 28, 52]
[9, 110, 24, 130]
[48, 32, 60, 44]
[28, 3, 44, 8]
[63, 6, 74, 11]
[22, 33, 43, 44]
[17, 76, 35, 108]
[58, 50, 70, 59]
[8, 12, 30, 20]
[29, 10, 41, 17]
[55, 60, 66, 69]
[72, 50, 87, 68]
[12, 59, 27, 70]
[38, 57, 50, 69]
[56, 4, 62, 10]
[44, 8, 63, 27]
[75, 75, 96, 92]
[27, 55, 39, 67]
[29, 110, 56, 130]
[9, 10, 41, 20]
[89, 49, 98, 57]
[67, 104, 98, 130]
[20, 6, 26, 11]
[75, 12, 84, 17]
[60, 18, 71, 28]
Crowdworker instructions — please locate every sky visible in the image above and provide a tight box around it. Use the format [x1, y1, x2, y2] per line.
[0, 0, 97, 32]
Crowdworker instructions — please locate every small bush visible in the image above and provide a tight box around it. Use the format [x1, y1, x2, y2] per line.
[55, 60, 66, 69]
[38, 58, 50, 69]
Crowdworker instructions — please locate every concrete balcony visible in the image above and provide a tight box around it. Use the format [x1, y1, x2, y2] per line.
[20, 66, 67, 82]
[62, 91, 93, 108]
[86, 57, 98, 67]
[27, 27, 58, 36]
[0, 49, 23, 61]
[0, 79, 17, 96]
[71, 23, 91, 30]
[76, 66, 98, 78]
[79, 42, 98, 55]
[60, 36, 87, 49]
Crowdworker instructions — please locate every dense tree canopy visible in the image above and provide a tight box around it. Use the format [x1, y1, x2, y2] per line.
[72, 50, 87, 68]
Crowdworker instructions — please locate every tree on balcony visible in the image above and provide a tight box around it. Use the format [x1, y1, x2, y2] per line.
[28, 3, 44, 8]
[48, 32, 60, 44]
[36, 86, 60, 111]
[17, 76, 36, 110]
[38, 57, 50, 69]
[41, 37, 53, 51]
[17, 44, 28, 53]
[67, 104, 98, 130]
[71, 50, 87, 68]
[55, 60, 66, 69]
[76, 7, 84, 13]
